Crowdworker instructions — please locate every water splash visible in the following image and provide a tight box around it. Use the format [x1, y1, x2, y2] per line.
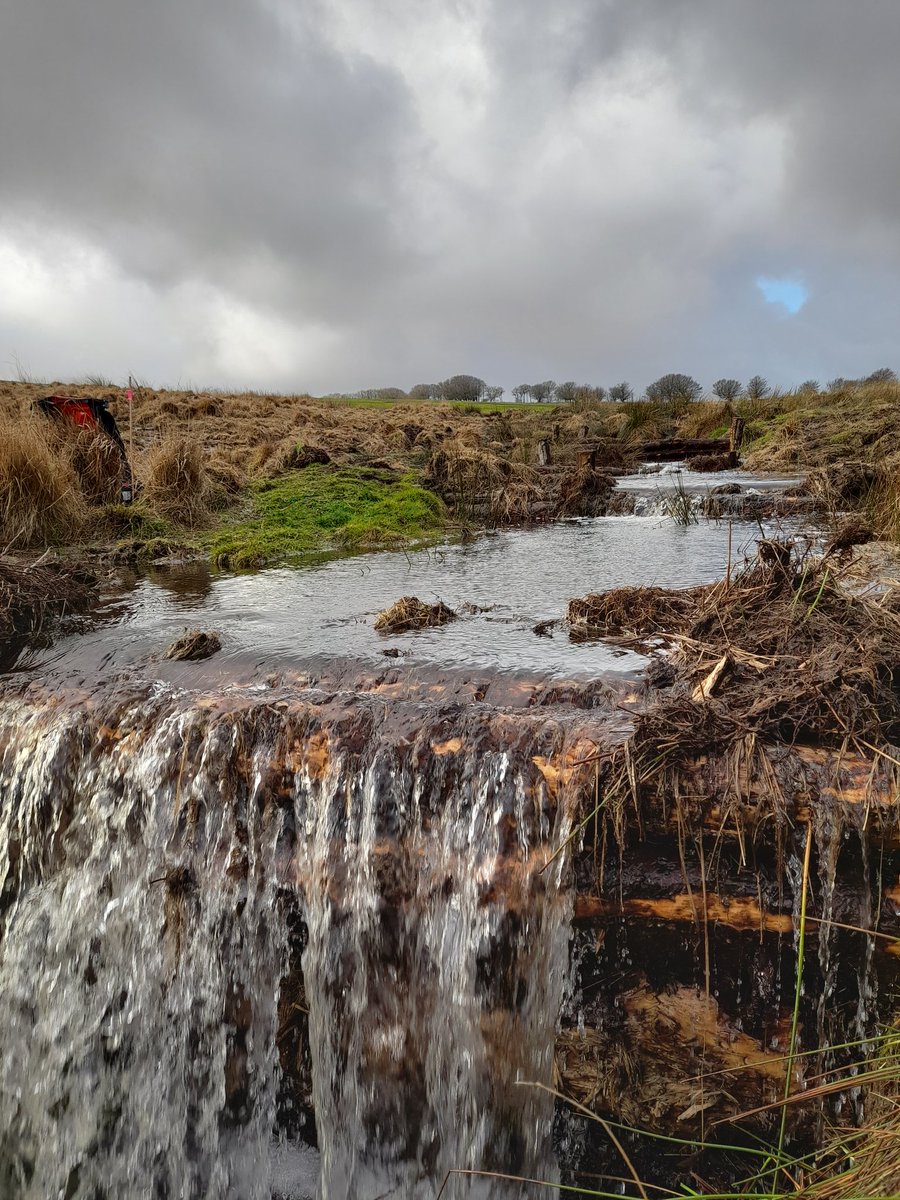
[0, 679, 581, 1199]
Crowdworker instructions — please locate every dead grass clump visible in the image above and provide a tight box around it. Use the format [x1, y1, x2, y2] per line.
[164, 628, 221, 660]
[0, 555, 93, 636]
[204, 456, 247, 509]
[429, 442, 615, 525]
[554, 466, 615, 517]
[802, 461, 877, 510]
[0, 423, 87, 547]
[489, 475, 545, 524]
[582, 540, 900, 747]
[269, 442, 331, 473]
[65, 427, 125, 504]
[191, 398, 221, 418]
[870, 480, 900, 542]
[142, 437, 210, 527]
[247, 441, 277, 474]
[428, 442, 517, 520]
[823, 515, 875, 557]
[567, 585, 704, 639]
[677, 399, 732, 440]
[374, 596, 457, 633]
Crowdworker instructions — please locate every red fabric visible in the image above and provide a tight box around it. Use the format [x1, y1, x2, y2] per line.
[46, 396, 101, 430]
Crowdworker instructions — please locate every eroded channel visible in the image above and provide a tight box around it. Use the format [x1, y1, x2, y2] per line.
[4, 480, 893, 1200]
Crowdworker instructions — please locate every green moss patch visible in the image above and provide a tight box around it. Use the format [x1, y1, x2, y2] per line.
[209, 466, 448, 569]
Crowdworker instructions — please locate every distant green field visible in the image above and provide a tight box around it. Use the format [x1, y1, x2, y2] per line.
[324, 397, 535, 412]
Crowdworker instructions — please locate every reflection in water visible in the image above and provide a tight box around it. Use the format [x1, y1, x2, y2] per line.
[24, 512, 798, 687]
[146, 561, 216, 607]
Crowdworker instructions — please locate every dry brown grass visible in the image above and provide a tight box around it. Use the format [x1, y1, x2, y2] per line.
[0, 554, 93, 636]
[677, 399, 733, 440]
[571, 539, 900, 747]
[374, 596, 456, 633]
[64, 426, 126, 504]
[164, 628, 222, 660]
[140, 436, 210, 527]
[567, 585, 705, 639]
[0, 423, 87, 548]
[0, 379, 613, 477]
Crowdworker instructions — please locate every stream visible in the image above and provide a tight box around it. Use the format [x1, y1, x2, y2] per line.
[0, 472, 825, 1199]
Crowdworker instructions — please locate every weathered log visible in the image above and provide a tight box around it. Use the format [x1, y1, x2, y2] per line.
[729, 416, 745, 454]
[639, 437, 731, 463]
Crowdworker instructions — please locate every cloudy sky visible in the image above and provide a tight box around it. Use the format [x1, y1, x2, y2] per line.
[1, 0, 898, 396]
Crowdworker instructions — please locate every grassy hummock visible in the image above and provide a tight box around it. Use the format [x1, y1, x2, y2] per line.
[209, 465, 449, 568]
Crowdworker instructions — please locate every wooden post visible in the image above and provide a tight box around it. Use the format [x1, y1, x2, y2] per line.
[537, 438, 552, 467]
[729, 416, 745, 454]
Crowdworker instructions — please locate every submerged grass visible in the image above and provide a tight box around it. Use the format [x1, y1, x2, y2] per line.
[209, 465, 449, 568]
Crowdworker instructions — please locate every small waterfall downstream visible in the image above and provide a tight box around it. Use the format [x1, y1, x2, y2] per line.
[2, 508, 898, 1198]
[0, 673, 590, 1199]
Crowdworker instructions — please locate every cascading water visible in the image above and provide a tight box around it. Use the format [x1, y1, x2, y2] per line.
[0, 674, 582, 1199]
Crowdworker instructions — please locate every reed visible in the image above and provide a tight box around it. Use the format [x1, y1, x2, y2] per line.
[656, 475, 697, 525]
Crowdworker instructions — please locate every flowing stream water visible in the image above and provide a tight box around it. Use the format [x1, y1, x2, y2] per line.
[0, 484, 816, 1199]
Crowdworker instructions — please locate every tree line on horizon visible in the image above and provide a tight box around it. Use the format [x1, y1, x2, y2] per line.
[345, 366, 897, 405]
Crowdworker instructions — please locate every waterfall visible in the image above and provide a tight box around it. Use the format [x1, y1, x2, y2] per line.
[0, 676, 583, 1199]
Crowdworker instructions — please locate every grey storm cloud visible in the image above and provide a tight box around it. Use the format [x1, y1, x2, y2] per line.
[1, 0, 899, 393]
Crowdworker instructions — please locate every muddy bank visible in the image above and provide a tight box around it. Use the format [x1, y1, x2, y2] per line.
[0, 555, 98, 673]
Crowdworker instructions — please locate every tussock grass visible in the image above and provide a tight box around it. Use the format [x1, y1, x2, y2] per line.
[677, 399, 733, 440]
[0, 424, 87, 548]
[868, 467, 900, 542]
[65, 426, 125, 504]
[141, 437, 210, 528]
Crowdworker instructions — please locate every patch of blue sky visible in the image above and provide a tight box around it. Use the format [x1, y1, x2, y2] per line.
[756, 276, 809, 315]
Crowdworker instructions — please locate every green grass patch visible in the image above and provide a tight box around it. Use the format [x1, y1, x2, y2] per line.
[94, 501, 171, 542]
[209, 466, 449, 569]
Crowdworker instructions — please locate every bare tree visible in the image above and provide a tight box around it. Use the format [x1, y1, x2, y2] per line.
[436, 375, 487, 404]
[712, 378, 743, 401]
[645, 373, 702, 404]
[530, 380, 556, 403]
[746, 375, 771, 401]
[608, 381, 633, 404]
[353, 386, 408, 400]
[409, 382, 438, 400]
[512, 384, 531, 403]
[865, 367, 897, 384]
[797, 379, 820, 393]
[554, 381, 578, 404]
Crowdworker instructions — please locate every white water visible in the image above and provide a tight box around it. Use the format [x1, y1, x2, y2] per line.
[0, 677, 578, 1198]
